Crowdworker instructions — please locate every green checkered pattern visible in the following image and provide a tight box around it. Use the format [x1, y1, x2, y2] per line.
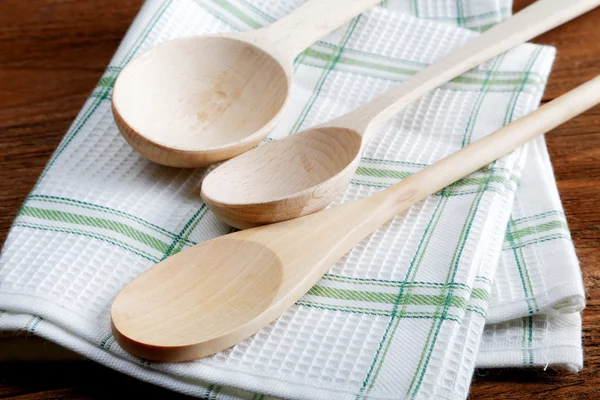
[0, 0, 584, 399]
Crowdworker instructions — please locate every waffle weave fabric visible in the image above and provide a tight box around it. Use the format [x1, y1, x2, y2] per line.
[0, 0, 585, 399]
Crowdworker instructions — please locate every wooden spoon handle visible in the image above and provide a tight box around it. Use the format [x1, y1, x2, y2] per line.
[373, 75, 600, 220]
[326, 0, 600, 136]
[249, 0, 381, 60]
[298, 77, 600, 274]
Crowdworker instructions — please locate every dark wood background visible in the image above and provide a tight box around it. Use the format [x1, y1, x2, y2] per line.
[0, 0, 598, 398]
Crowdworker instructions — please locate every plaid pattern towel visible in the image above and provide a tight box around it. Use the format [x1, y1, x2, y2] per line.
[0, 0, 585, 398]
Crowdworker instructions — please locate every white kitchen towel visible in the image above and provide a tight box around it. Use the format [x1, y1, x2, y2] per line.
[477, 313, 583, 371]
[0, 0, 585, 399]
[488, 135, 585, 324]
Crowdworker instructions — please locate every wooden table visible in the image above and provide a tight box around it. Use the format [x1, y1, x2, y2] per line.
[0, 0, 598, 398]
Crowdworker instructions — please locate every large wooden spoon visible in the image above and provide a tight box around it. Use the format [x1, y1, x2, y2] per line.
[112, 0, 381, 167]
[201, 0, 600, 229]
[112, 76, 600, 362]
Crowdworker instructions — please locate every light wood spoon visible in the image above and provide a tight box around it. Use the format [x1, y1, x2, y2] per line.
[201, 0, 600, 229]
[112, 76, 600, 362]
[112, 0, 382, 167]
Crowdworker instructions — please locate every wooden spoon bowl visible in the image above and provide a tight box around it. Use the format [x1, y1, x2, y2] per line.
[201, 0, 599, 228]
[201, 127, 362, 228]
[112, 36, 290, 167]
[112, 0, 384, 167]
[111, 237, 284, 361]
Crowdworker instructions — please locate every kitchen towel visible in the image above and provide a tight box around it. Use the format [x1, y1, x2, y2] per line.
[0, 0, 585, 398]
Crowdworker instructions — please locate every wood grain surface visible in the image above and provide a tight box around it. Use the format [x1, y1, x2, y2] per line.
[0, 0, 598, 398]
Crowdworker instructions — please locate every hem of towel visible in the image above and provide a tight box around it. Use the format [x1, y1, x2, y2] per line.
[1, 290, 582, 399]
[486, 281, 586, 324]
[476, 343, 583, 372]
[0, 295, 417, 400]
[0, 312, 234, 399]
[476, 312, 583, 373]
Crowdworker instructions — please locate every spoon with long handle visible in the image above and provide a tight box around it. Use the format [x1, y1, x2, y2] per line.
[201, 0, 600, 229]
[112, 75, 600, 362]
[112, 0, 382, 167]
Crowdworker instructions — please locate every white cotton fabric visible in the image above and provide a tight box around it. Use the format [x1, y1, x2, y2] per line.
[0, 0, 585, 399]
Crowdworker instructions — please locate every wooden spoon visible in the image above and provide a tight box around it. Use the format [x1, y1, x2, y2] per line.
[112, 76, 600, 362]
[201, 0, 600, 229]
[111, 0, 381, 167]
